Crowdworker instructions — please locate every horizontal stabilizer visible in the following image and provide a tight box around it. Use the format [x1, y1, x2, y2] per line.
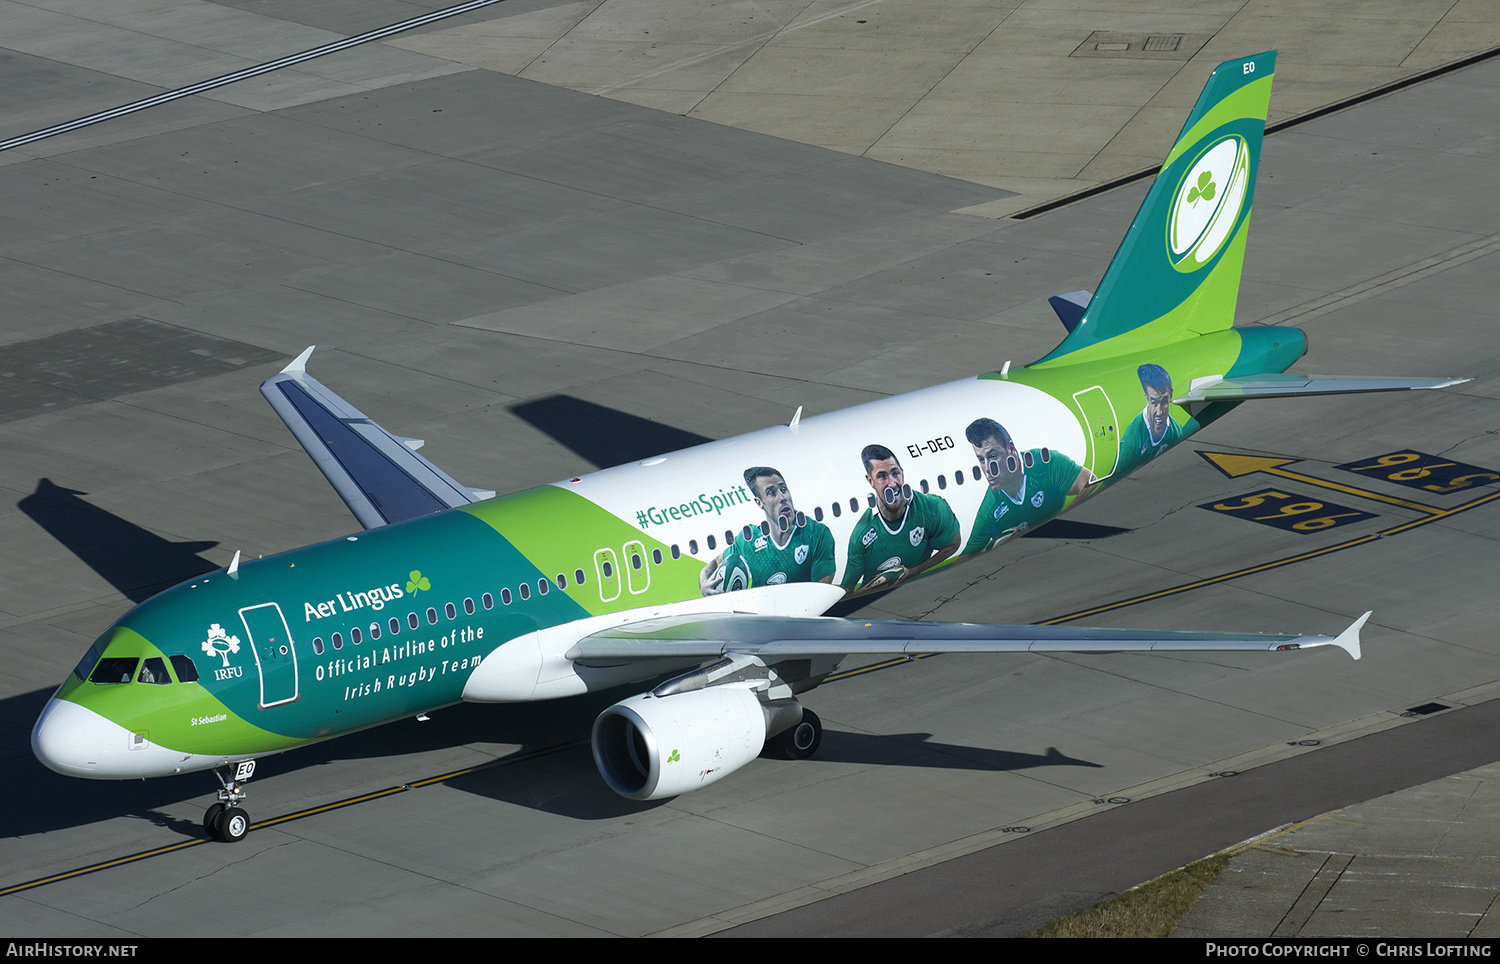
[260, 348, 489, 529]
[566, 611, 1367, 662]
[1047, 290, 1092, 333]
[1176, 373, 1468, 404]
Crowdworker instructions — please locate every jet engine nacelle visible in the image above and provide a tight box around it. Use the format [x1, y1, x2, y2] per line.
[592, 685, 767, 800]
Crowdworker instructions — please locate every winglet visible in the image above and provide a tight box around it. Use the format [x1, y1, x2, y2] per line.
[1331, 611, 1369, 660]
[789, 406, 803, 434]
[282, 346, 316, 377]
[227, 549, 241, 578]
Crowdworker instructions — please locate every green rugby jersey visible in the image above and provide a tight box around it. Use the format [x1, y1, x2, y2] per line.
[1117, 410, 1184, 478]
[841, 491, 959, 590]
[723, 518, 836, 587]
[962, 449, 1084, 555]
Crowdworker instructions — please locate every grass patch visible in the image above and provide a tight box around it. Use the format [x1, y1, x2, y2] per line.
[1025, 852, 1231, 938]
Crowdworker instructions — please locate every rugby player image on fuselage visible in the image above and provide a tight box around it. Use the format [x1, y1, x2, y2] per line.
[1117, 363, 1184, 477]
[699, 466, 837, 595]
[960, 417, 1098, 556]
[840, 445, 960, 595]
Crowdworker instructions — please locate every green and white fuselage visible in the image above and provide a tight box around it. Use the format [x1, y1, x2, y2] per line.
[29, 324, 1304, 775]
[35, 51, 1446, 818]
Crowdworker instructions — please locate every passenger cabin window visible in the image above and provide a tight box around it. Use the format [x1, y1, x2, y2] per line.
[482, 592, 494, 609]
[332, 632, 343, 650]
[427, 607, 438, 625]
[390, 617, 401, 635]
[576, 567, 588, 583]
[464, 597, 475, 615]
[652, 548, 663, 565]
[973, 465, 983, 481]
[369, 622, 380, 640]
[408, 612, 419, 630]
[351, 627, 362, 645]
[519, 583, 530, 601]
[500, 588, 512, 605]
[445, 602, 457, 619]
[313, 637, 325, 655]
[814, 507, 824, 522]
[538, 579, 549, 596]
[90, 658, 138, 684]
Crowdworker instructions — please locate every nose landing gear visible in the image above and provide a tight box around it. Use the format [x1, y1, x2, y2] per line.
[204, 760, 256, 842]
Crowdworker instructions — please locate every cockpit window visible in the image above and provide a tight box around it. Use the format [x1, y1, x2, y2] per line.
[90, 658, 139, 684]
[170, 654, 200, 683]
[73, 644, 102, 682]
[138, 657, 170, 685]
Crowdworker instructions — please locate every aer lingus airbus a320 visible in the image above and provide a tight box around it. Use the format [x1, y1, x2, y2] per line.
[32, 52, 1462, 843]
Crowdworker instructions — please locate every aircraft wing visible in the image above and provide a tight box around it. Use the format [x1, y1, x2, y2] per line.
[260, 348, 494, 529]
[566, 611, 1367, 663]
[1175, 373, 1467, 404]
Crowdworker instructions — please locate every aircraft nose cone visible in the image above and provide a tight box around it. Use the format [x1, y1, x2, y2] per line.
[32, 698, 113, 777]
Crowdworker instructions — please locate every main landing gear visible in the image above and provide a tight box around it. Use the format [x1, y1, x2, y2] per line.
[204, 760, 256, 842]
[768, 708, 822, 760]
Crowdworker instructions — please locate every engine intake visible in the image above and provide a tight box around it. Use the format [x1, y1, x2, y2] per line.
[592, 686, 769, 800]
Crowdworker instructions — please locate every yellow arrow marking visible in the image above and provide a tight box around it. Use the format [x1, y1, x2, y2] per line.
[1199, 451, 1441, 515]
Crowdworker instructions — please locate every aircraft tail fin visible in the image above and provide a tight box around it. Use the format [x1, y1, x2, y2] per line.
[1034, 51, 1276, 366]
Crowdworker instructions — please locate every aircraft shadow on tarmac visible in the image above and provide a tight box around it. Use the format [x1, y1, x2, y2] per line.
[427, 724, 1107, 820]
[18, 478, 219, 604]
[1024, 519, 1131, 540]
[511, 394, 713, 470]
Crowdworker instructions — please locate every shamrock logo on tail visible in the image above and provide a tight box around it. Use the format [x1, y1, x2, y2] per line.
[1186, 170, 1216, 206]
[406, 570, 430, 594]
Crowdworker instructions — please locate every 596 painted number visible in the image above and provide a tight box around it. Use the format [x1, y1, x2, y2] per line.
[1201, 488, 1376, 534]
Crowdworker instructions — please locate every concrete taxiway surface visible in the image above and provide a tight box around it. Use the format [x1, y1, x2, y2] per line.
[1, 0, 1499, 938]
[1179, 756, 1500, 939]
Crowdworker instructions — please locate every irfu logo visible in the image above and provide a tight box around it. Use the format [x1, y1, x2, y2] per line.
[201, 623, 241, 668]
